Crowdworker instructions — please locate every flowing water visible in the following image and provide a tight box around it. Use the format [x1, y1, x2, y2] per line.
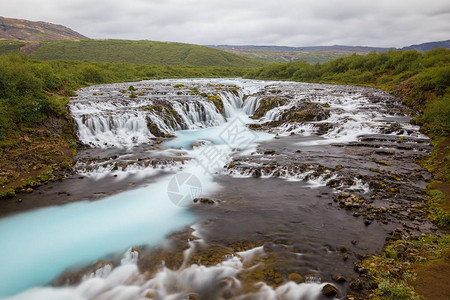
[0, 79, 433, 300]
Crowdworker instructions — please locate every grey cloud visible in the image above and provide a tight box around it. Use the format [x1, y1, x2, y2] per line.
[1, 0, 449, 47]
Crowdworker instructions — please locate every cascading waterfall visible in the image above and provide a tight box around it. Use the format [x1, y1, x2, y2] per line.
[73, 114, 152, 148]
[70, 85, 248, 148]
[242, 96, 261, 115]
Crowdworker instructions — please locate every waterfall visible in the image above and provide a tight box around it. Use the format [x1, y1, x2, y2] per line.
[219, 91, 244, 117]
[70, 88, 236, 148]
[74, 113, 153, 148]
[242, 96, 261, 115]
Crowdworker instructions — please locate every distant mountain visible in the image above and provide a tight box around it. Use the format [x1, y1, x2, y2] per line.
[0, 16, 87, 41]
[208, 45, 392, 53]
[208, 40, 450, 63]
[401, 40, 450, 52]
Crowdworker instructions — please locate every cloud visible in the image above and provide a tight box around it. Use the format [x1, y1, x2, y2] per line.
[2, 0, 449, 47]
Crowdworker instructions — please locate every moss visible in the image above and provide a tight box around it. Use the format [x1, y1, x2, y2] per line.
[359, 233, 450, 300]
[0, 188, 16, 199]
[373, 158, 392, 166]
[252, 97, 286, 119]
[173, 84, 185, 89]
[207, 95, 224, 114]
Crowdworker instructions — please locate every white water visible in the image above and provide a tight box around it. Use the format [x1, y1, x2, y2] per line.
[9, 247, 333, 300]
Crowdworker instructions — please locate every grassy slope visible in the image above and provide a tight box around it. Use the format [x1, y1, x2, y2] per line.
[27, 39, 264, 67]
[247, 48, 450, 299]
[0, 40, 25, 54]
[0, 54, 258, 196]
[218, 48, 368, 64]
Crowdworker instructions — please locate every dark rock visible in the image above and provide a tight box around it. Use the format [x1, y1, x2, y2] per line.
[322, 284, 338, 297]
[349, 279, 364, 291]
[193, 198, 215, 204]
[332, 275, 347, 283]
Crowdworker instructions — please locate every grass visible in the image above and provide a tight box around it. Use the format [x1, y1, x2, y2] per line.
[0, 40, 26, 54]
[218, 48, 368, 64]
[21, 39, 265, 67]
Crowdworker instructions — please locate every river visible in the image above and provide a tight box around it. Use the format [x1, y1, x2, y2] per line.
[0, 79, 434, 299]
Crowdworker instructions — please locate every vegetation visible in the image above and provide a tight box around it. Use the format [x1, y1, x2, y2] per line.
[218, 48, 370, 64]
[0, 40, 26, 54]
[15, 39, 266, 67]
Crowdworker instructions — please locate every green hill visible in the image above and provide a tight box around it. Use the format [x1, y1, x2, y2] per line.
[26, 39, 264, 67]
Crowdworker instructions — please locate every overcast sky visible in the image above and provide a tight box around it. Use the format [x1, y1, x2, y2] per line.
[3, 0, 449, 47]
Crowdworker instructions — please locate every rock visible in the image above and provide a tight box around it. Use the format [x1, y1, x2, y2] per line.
[349, 279, 364, 291]
[339, 246, 347, 253]
[252, 169, 262, 178]
[193, 198, 215, 204]
[145, 291, 155, 298]
[322, 284, 338, 297]
[364, 218, 372, 226]
[394, 244, 406, 253]
[288, 272, 303, 283]
[332, 275, 347, 283]
[25, 188, 33, 193]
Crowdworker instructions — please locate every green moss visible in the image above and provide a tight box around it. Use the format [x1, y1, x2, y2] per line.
[207, 95, 224, 114]
[0, 188, 16, 199]
[252, 97, 286, 119]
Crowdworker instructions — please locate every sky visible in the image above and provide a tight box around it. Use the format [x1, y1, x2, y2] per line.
[2, 0, 449, 47]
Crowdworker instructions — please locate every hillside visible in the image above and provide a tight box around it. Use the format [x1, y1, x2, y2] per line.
[0, 16, 87, 41]
[402, 40, 450, 52]
[25, 39, 264, 67]
[211, 41, 450, 63]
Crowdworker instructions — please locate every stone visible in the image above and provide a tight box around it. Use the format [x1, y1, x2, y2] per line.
[322, 284, 338, 297]
[394, 244, 406, 253]
[288, 272, 304, 283]
[332, 275, 347, 283]
[349, 279, 364, 291]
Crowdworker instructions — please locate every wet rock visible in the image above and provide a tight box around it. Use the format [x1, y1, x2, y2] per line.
[349, 279, 364, 291]
[252, 169, 262, 178]
[332, 275, 347, 283]
[288, 272, 304, 283]
[193, 198, 215, 204]
[364, 218, 373, 226]
[322, 284, 338, 297]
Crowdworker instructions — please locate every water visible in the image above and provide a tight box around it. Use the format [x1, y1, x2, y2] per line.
[0, 176, 196, 298]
